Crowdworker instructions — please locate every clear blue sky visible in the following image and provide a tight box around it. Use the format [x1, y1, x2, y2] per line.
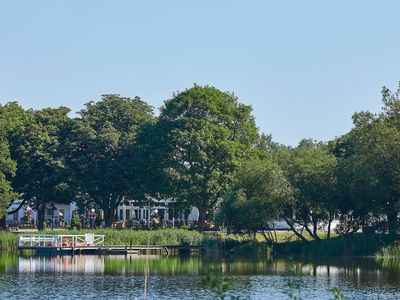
[1, 1, 399, 145]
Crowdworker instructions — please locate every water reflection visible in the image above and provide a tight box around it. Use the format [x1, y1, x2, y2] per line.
[2, 253, 399, 283]
[1, 253, 400, 299]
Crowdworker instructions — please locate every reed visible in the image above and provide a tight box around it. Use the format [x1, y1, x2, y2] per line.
[0, 231, 19, 249]
[0, 228, 210, 249]
[375, 240, 400, 258]
[3, 229, 400, 258]
[274, 234, 399, 257]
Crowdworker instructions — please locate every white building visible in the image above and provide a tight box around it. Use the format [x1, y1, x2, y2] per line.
[116, 199, 199, 224]
[6, 200, 77, 226]
[6, 198, 199, 227]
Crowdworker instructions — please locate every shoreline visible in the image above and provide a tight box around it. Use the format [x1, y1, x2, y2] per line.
[1, 229, 400, 259]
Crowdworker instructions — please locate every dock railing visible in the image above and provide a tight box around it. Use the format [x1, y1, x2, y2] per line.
[18, 234, 105, 248]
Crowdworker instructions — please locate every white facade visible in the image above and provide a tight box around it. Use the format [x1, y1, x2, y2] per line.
[116, 200, 199, 223]
[6, 200, 77, 225]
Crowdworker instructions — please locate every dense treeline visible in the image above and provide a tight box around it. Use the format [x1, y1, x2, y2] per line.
[0, 84, 400, 236]
[219, 83, 400, 240]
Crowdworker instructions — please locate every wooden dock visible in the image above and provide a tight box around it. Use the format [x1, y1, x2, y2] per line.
[17, 234, 203, 255]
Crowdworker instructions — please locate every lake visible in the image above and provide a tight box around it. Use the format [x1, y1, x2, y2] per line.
[0, 252, 399, 299]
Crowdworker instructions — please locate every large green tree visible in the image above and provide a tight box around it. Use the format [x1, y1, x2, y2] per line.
[277, 140, 337, 240]
[136, 85, 258, 230]
[7, 105, 73, 229]
[0, 140, 17, 220]
[218, 158, 293, 242]
[68, 94, 154, 227]
[332, 84, 400, 236]
[0, 104, 19, 221]
[0, 103, 26, 226]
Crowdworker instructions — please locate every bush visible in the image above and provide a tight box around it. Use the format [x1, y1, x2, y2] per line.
[71, 210, 79, 228]
[274, 234, 400, 257]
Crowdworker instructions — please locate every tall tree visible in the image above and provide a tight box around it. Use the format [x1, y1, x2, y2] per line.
[335, 84, 400, 236]
[277, 140, 337, 240]
[7, 106, 73, 229]
[218, 158, 293, 242]
[0, 103, 26, 226]
[136, 85, 258, 230]
[0, 139, 17, 221]
[329, 131, 375, 235]
[0, 104, 18, 221]
[68, 94, 154, 227]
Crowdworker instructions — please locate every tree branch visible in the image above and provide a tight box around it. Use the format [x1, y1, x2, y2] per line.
[7, 199, 27, 215]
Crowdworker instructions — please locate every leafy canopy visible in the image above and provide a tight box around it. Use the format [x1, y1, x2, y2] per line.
[219, 158, 293, 241]
[136, 85, 258, 229]
[68, 94, 155, 226]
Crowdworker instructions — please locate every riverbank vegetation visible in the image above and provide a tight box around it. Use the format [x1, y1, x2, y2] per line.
[1, 83, 400, 252]
[274, 234, 400, 257]
[3, 228, 400, 260]
[0, 228, 208, 250]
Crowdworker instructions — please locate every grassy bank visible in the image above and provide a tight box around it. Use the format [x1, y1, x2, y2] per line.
[273, 234, 400, 257]
[2, 229, 400, 258]
[0, 228, 245, 251]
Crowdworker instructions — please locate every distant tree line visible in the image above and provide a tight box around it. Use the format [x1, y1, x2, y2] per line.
[0, 84, 399, 236]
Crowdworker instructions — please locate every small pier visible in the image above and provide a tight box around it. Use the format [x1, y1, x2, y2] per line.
[18, 234, 203, 255]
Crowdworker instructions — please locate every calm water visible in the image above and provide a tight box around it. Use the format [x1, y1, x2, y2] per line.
[0, 252, 399, 299]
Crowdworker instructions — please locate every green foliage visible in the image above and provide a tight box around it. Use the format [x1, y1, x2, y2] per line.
[1, 83, 400, 246]
[274, 234, 398, 257]
[67, 228, 205, 246]
[276, 140, 337, 241]
[329, 287, 344, 300]
[0, 228, 207, 249]
[95, 209, 103, 227]
[71, 210, 79, 228]
[6, 105, 74, 229]
[0, 231, 19, 249]
[376, 240, 400, 258]
[0, 228, 260, 253]
[136, 85, 258, 230]
[68, 94, 155, 226]
[0, 104, 20, 219]
[0, 139, 17, 219]
[284, 260, 304, 300]
[225, 241, 271, 256]
[202, 267, 241, 300]
[218, 158, 293, 242]
[332, 83, 400, 235]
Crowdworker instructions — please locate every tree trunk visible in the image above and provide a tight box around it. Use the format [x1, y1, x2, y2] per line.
[7, 199, 27, 215]
[283, 216, 308, 242]
[197, 207, 207, 231]
[304, 223, 318, 241]
[327, 211, 334, 239]
[327, 221, 332, 239]
[0, 217, 6, 229]
[303, 214, 320, 241]
[104, 208, 115, 228]
[312, 220, 320, 241]
[37, 204, 46, 230]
